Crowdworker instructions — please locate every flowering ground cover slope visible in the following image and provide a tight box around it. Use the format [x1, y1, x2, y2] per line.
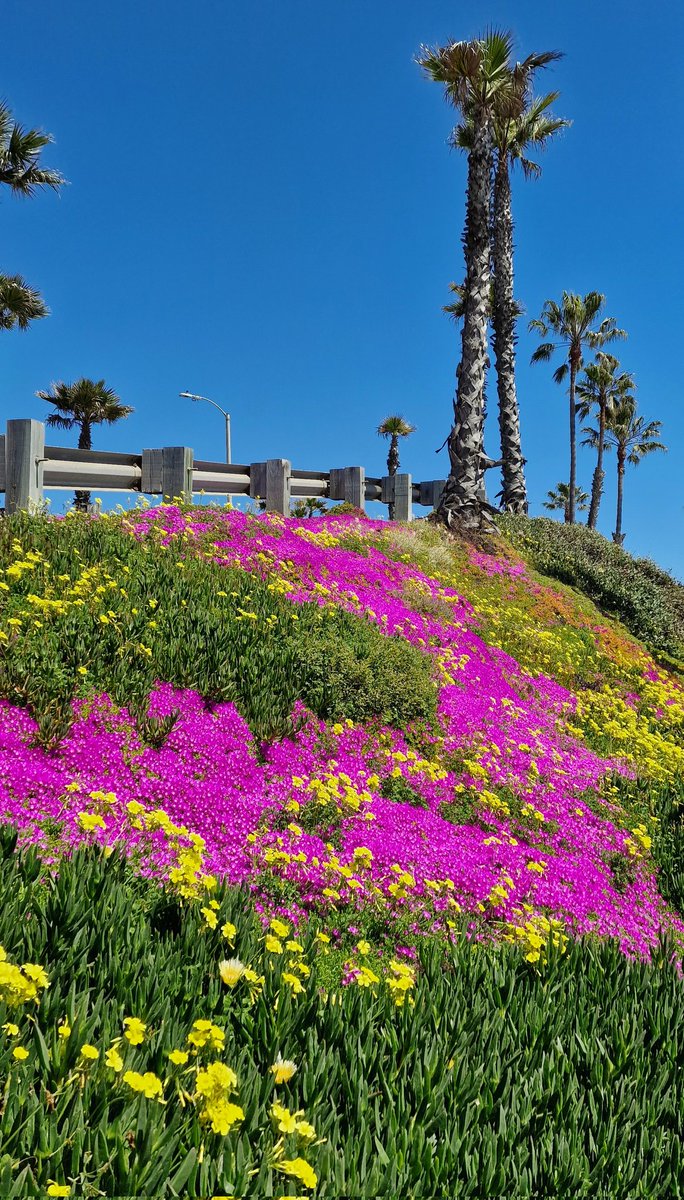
[1, 507, 684, 1196]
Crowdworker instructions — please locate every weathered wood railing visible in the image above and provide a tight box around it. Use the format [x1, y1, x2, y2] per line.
[0, 419, 446, 520]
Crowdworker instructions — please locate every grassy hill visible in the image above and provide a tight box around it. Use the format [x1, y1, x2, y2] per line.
[1, 505, 684, 1197]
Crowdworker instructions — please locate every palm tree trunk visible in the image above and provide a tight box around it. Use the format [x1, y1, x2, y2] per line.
[613, 451, 626, 545]
[567, 356, 578, 523]
[387, 435, 399, 521]
[587, 402, 606, 530]
[436, 112, 492, 531]
[75, 419, 92, 512]
[492, 153, 527, 515]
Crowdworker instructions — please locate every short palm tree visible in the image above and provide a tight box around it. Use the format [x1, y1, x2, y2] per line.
[0, 273, 48, 330]
[582, 400, 665, 545]
[377, 415, 416, 520]
[452, 86, 568, 515]
[37, 379, 133, 511]
[529, 292, 625, 523]
[417, 30, 517, 529]
[0, 101, 64, 196]
[291, 497, 327, 518]
[544, 482, 589, 520]
[576, 353, 634, 530]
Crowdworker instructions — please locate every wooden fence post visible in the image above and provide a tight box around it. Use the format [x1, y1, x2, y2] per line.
[394, 473, 412, 522]
[5, 419, 45, 513]
[0, 434, 5, 501]
[266, 459, 291, 515]
[141, 449, 163, 495]
[344, 466, 365, 511]
[249, 462, 267, 503]
[161, 446, 193, 502]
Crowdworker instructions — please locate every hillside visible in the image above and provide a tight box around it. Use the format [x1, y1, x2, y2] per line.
[1, 506, 684, 1197]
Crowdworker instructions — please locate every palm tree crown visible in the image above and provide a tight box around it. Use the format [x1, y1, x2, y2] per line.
[544, 482, 589, 517]
[0, 273, 48, 330]
[37, 379, 133, 512]
[0, 101, 65, 197]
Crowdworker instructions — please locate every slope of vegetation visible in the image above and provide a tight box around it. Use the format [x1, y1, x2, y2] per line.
[1, 506, 684, 1197]
[500, 515, 684, 668]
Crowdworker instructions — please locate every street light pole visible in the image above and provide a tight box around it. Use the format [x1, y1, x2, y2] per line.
[180, 391, 232, 506]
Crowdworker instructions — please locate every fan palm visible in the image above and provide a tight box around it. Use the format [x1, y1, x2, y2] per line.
[417, 30, 518, 529]
[544, 482, 589, 520]
[576, 353, 634, 530]
[377, 415, 416, 520]
[529, 293, 626, 523]
[582, 400, 665, 546]
[452, 86, 568, 514]
[37, 379, 133, 511]
[0, 101, 64, 197]
[0, 273, 48, 330]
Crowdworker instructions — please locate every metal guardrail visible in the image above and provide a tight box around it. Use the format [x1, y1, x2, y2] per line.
[1, 419, 446, 520]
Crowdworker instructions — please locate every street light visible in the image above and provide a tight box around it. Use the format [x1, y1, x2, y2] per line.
[180, 391, 232, 505]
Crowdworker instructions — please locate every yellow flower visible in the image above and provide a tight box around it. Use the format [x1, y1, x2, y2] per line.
[265, 935, 283, 954]
[12, 1045, 29, 1060]
[105, 1046, 124, 1072]
[356, 940, 371, 956]
[77, 812, 106, 833]
[270, 918, 290, 939]
[80, 1044, 99, 1061]
[296, 1119, 317, 1140]
[77, 666, 88, 676]
[123, 1016, 147, 1046]
[285, 940, 304, 953]
[219, 958, 245, 987]
[123, 1069, 164, 1100]
[2, 1022, 19, 1036]
[57, 1020, 71, 1039]
[196, 1060, 238, 1098]
[271, 1101, 298, 1134]
[168, 1048, 189, 1065]
[47, 1184, 70, 1197]
[282, 972, 305, 995]
[201, 906, 218, 930]
[270, 1055, 297, 1084]
[221, 921, 237, 943]
[277, 1157, 318, 1190]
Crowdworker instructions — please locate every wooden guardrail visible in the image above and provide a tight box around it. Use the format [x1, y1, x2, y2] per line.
[0, 419, 446, 520]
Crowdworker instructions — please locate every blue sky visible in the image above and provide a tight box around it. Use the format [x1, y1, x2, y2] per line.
[2, 0, 682, 577]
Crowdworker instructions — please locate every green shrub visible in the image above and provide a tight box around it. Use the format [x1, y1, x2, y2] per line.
[499, 516, 684, 665]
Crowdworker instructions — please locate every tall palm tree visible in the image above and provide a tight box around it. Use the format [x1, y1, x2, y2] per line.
[417, 31, 517, 529]
[529, 292, 625, 523]
[0, 101, 64, 196]
[37, 379, 133, 512]
[377, 415, 416, 520]
[544, 481, 589, 520]
[582, 400, 665, 545]
[0, 273, 48, 330]
[576, 352, 634, 530]
[453, 87, 568, 515]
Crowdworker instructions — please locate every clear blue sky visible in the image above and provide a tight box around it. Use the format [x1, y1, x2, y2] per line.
[2, 0, 682, 577]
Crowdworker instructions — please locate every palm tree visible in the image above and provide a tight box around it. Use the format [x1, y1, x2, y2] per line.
[0, 273, 48, 330]
[453, 87, 568, 515]
[417, 31, 518, 529]
[529, 292, 626, 523]
[0, 101, 64, 196]
[544, 481, 589, 520]
[576, 353, 634, 530]
[582, 400, 665, 545]
[291, 497, 328, 518]
[37, 379, 133, 512]
[377, 415, 416, 520]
